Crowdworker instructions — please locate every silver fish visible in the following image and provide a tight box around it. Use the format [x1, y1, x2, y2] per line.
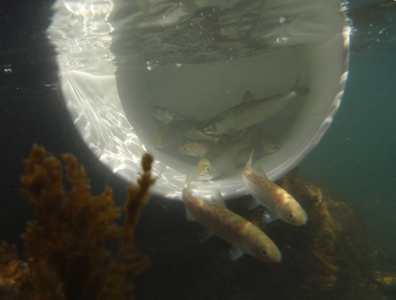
[178, 141, 214, 157]
[184, 127, 222, 143]
[154, 119, 202, 149]
[182, 176, 282, 263]
[261, 137, 280, 154]
[203, 79, 309, 135]
[150, 106, 186, 125]
[242, 152, 307, 226]
[196, 136, 251, 180]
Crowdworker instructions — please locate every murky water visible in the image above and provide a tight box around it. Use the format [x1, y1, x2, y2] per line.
[2, 1, 396, 299]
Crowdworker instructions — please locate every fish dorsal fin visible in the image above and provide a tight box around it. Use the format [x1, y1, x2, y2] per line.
[252, 163, 268, 179]
[229, 245, 244, 260]
[245, 149, 268, 179]
[208, 191, 226, 208]
[242, 91, 256, 102]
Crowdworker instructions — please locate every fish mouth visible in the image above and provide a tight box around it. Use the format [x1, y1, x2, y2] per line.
[273, 254, 282, 263]
[196, 171, 213, 181]
[268, 248, 282, 263]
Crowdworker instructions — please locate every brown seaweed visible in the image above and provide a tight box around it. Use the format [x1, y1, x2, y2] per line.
[0, 242, 34, 300]
[2, 145, 155, 300]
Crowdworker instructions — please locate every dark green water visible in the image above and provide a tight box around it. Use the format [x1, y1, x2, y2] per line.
[295, 0, 396, 257]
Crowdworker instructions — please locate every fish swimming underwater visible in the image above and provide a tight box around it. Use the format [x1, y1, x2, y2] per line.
[233, 136, 280, 168]
[178, 141, 214, 157]
[150, 106, 186, 125]
[260, 137, 280, 154]
[203, 78, 309, 135]
[182, 175, 282, 262]
[242, 152, 307, 226]
[196, 136, 251, 180]
[153, 119, 202, 149]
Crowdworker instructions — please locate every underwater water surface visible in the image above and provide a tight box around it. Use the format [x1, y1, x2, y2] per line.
[1, 0, 396, 299]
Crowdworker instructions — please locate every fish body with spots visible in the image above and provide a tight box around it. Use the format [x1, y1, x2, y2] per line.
[203, 83, 309, 135]
[182, 178, 282, 262]
[242, 153, 307, 226]
[150, 106, 186, 125]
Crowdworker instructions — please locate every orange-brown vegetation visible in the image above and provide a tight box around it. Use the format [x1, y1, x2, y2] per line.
[1, 145, 154, 300]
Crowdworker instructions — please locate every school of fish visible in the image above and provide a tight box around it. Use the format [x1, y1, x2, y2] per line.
[150, 79, 309, 262]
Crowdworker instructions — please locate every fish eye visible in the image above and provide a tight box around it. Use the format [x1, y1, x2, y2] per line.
[261, 249, 267, 256]
[210, 124, 216, 130]
[205, 166, 210, 172]
[288, 213, 293, 219]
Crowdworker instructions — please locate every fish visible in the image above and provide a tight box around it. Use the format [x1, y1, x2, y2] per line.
[242, 151, 307, 226]
[261, 137, 280, 154]
[233, 137, 279, 168]
[196, 136, 252, 180]
[178, 141, 214, 157]
[182, 175, 282, 263]
[150, 106, 186, 125]
[154, 119, 202, 149]
[203, 78, 309, 135]
[184, 127, 225, 143]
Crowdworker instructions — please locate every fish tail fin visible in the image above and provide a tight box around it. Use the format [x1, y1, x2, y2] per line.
[288, 74, 309, 97]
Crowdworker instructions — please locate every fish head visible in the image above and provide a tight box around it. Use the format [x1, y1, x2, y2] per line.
[153, 134, 166, 149]
[178, 143, 195, 156]
[276, 195, 307, 226]
[203, 118, 228, 135]
[150, 106, 161, 117]
[261, 138, 280, 154]
[251, 242, 282, 263]
[196, 158, 218, 180]
[203, 122, 219, 135]
[242, 224, 282, 263]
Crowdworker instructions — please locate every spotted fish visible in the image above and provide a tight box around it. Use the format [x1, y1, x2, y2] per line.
[242, 151, 307, 226]
[182, 175, 282, 262]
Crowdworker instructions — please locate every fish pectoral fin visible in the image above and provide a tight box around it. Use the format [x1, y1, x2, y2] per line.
[198, 228, 212, 243]
[229, 245, 244, 261]
[245, 197, 259, 210]
[208, 191, 227, 208]
[185, 208, 196, 222]
[242, 91, 256, 102]
[262, 210, 278, 224]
